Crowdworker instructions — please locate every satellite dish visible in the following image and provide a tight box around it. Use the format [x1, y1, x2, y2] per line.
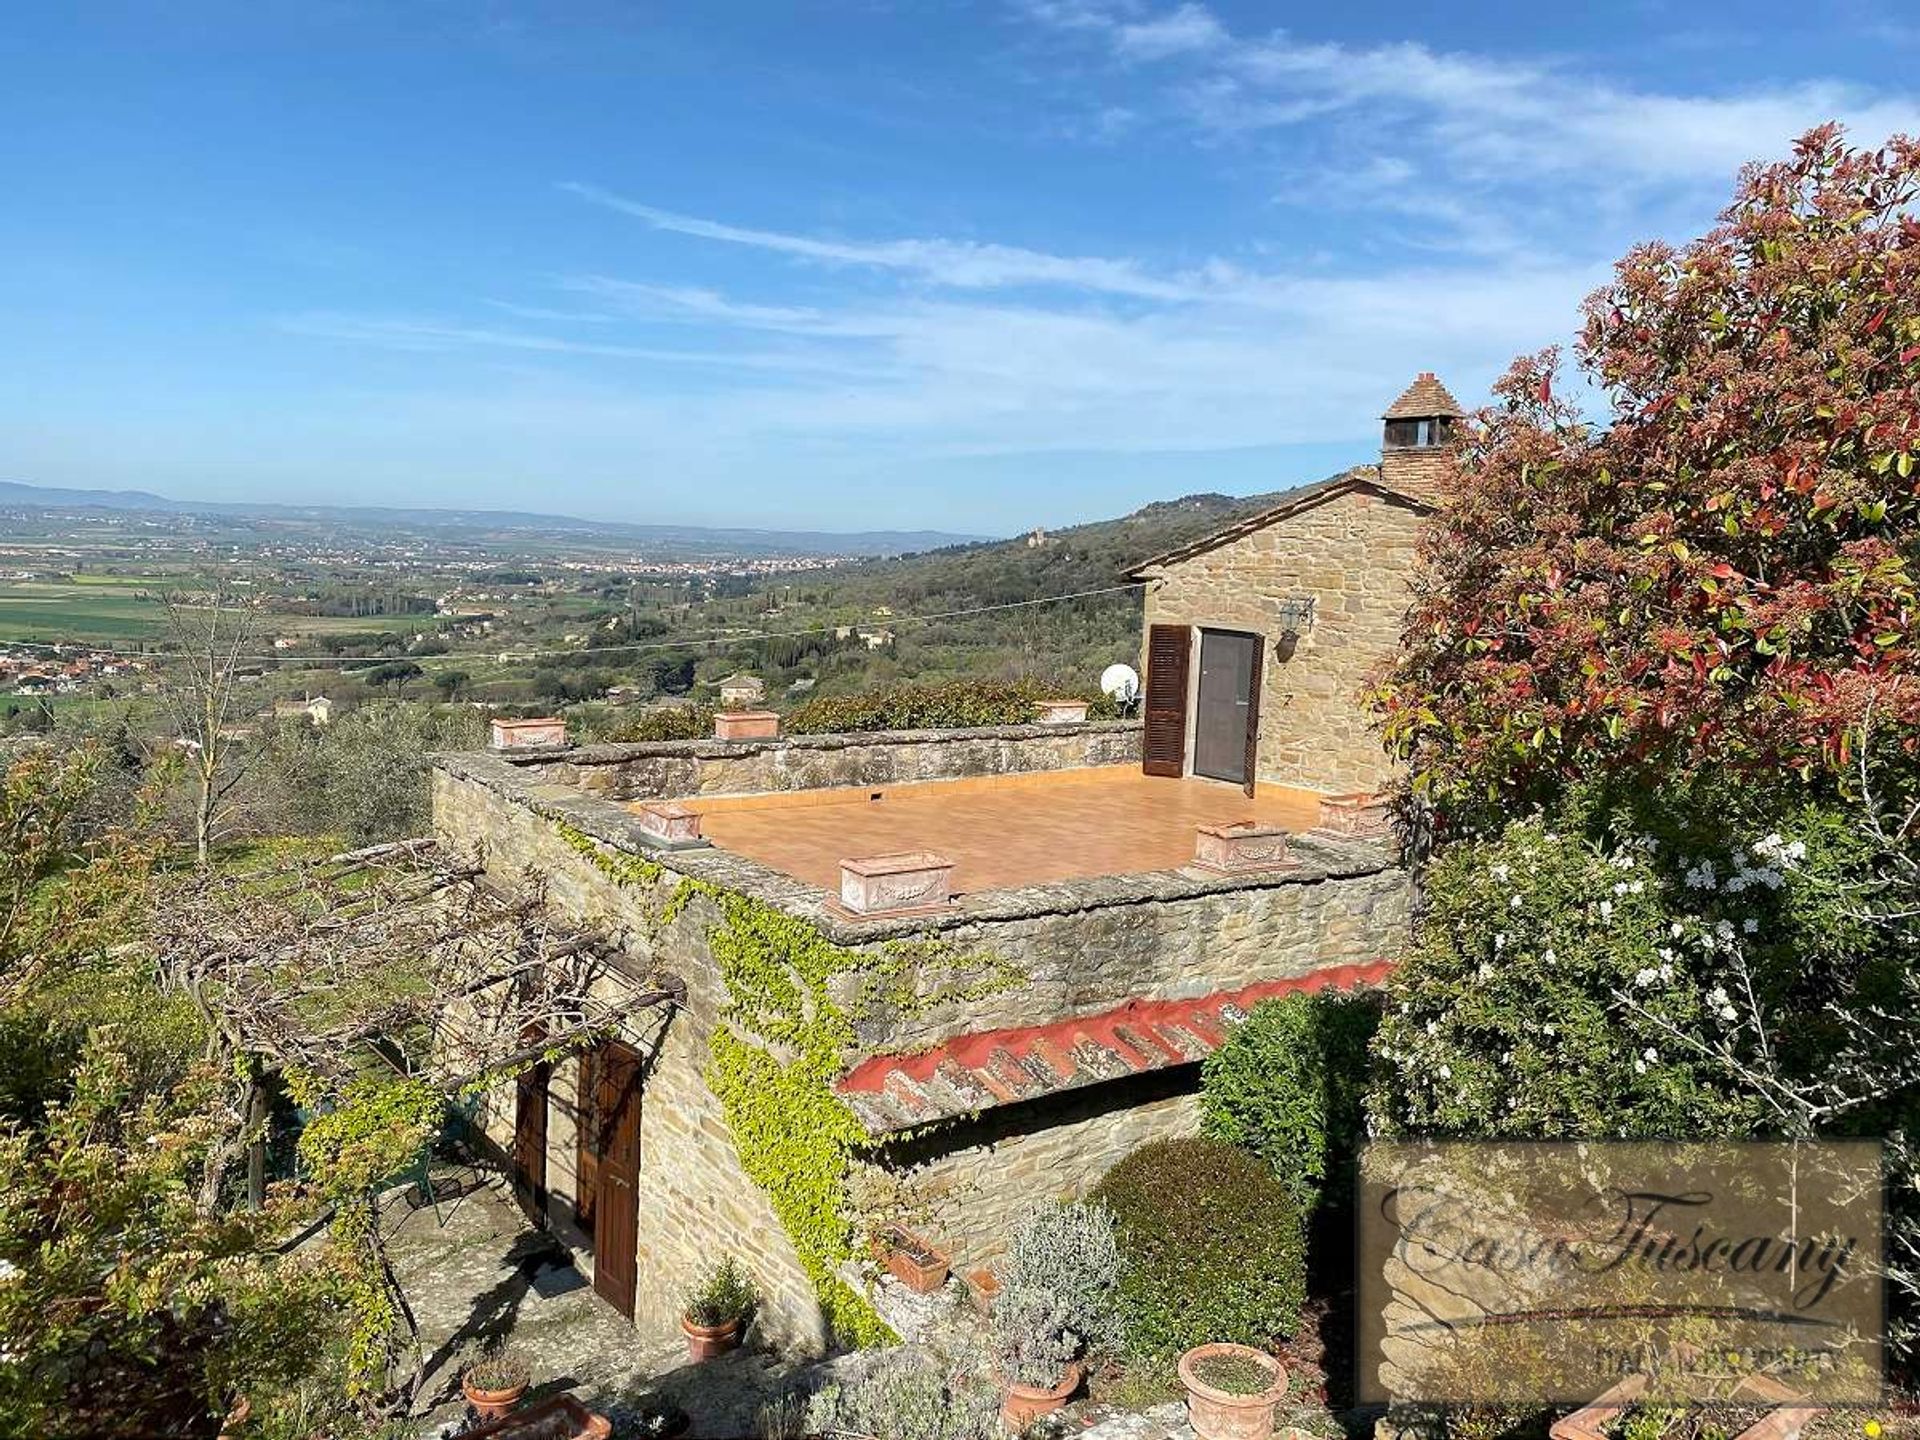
[1101, 663, 1141, 711]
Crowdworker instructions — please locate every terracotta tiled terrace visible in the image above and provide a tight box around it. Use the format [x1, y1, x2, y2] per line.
[646, 766, 1327, 893]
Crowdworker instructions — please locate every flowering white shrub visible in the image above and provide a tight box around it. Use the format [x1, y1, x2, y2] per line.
[1366, 798, 1795, 1141]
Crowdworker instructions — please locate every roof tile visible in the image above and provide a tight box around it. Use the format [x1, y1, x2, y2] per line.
[836, 960, 1394, 1134]
[1382, 371, 1464, 419]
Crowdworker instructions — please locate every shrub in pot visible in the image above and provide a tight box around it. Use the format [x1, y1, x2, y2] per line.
[990, 1284, 1086, 1428]
[999, 1201, 1123, 1358]
[1177, 1344, 1288, 1440]
[461, 1343, 534, 1422]
[681, 1257, 759, 1362]
[1089, 1137, 1306, 1360]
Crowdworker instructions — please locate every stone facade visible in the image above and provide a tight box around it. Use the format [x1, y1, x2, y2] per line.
[1134, 482, 1427, 795]
[432, 727, 1412, 1355]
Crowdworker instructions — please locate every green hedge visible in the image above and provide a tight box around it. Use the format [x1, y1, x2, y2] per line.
[1089, 1137, 1306, 1360]
[1200, 990, 1379, 1212]
[608, 704, 714, 743]
[785, 678, 1112, 735]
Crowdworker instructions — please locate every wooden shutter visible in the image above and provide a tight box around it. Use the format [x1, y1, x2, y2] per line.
[1142, 624, 1191, 777]
[1241, 638, 1264, 798]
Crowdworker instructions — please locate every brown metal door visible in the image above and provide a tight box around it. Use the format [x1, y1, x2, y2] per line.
[512, 1056, 551, 1226]
[1142, 623, 1192, 777]
[591, 1041, 644, 1318]
[1193, 630, 1260, 786]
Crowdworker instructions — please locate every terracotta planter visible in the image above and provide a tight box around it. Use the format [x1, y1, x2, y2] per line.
[681, 1312, 742, 1362]
[456, 1395, 613, 1439]
[880, 1224, 951, 1293]
[964, 1265, 1002, 1314]
[1001, 1362, 1084, 1428]
[462, 1375, 531, 1423]
[1178, 1344, 1288, 1440]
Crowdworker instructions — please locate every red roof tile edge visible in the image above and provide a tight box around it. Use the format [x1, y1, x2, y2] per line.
[835, 959, 1394, 1134]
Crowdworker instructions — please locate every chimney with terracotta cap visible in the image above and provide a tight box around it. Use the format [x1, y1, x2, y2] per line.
[1378, 371, 1463, 503]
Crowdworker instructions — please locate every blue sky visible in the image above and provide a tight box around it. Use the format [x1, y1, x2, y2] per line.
[3, 2, 1917, 536]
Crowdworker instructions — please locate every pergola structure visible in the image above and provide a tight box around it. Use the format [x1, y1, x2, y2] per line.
[153, 836, 682, 1101]
[150, 837, 683, 1412]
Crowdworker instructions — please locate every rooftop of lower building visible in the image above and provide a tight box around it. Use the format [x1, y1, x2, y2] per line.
[668, 767, 1323, 893]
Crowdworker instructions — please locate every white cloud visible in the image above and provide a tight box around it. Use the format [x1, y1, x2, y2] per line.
[1113, 3, 1224, 60]
[1018, 3, 1920, 192]
[560, 182, 1208, 301]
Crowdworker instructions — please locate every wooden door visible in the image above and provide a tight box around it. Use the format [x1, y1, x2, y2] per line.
[1142, 623, 1192, 777]
[1193, 629, 1261, 787]
[591, 1041, 645, 1319]
[512, 1055, 551, 1226]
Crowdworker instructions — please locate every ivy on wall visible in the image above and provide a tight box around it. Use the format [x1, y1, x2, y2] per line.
[554, 820, 1024, 1347]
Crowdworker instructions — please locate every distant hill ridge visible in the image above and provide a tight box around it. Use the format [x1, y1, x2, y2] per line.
[807, 476, 1334, 613]
[0, 479, 986, 559]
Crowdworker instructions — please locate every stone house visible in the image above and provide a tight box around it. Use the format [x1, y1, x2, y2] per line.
[1129, 372, 1460, 795]
[715, 672, 765, 707]
[430, 375, 1449, 1356]
[270, 694, 334, 726]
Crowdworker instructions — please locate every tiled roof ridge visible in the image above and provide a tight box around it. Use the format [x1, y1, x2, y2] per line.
[836, 959, 1394, 1133]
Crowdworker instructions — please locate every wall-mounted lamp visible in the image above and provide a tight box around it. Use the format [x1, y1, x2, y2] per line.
[1272, 594, 1317, 638]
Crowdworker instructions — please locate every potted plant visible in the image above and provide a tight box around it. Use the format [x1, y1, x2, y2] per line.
[461, 1342, 534, 1422]
[877, 1222, 950, 1294]
[1177, 1343, 1288, 1440]
[680, 1257, 758, 1362]
[991, 1285, 1086, 1429]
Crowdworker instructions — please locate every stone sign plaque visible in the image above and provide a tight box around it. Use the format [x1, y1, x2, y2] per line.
[1357, 1140, 1884, 1406]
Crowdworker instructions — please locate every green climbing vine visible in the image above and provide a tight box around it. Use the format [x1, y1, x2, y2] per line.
[555, 819, 1025, 1347]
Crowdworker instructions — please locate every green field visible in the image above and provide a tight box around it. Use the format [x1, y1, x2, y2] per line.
[0, 580, 450, 648]
[0, 582, 174, 642]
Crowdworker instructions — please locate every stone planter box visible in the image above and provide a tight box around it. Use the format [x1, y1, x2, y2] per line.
[1034, 699, 1090, 725]
[712, 709, 780, 742]
[1192, 822, 1296, 875]
[634, 802, 701, 845]
[836, 851, 955, 917]
[1314, 792, 1392, 841]
[490, 717, 566, 751]
[456, 1395, 611, 1439]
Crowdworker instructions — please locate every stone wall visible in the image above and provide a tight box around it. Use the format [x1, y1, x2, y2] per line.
[1140, 486, 1425, 794]
[432, 749, 1411, 1354]
[522, 721, 1143, 802]
[862, 1074, 1204, 1269]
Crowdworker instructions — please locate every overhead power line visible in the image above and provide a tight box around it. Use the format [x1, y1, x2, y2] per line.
[0, 582, 1147, 670]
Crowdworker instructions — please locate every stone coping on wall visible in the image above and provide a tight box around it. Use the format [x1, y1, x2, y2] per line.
[536, 717, 1141, 768]
[433, 746, 1397, 942]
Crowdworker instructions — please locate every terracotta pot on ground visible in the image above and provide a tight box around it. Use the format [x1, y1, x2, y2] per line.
[1178, 1344, 1288, 1440]
[462, 1375, 531, 1423]
[880, 1224, 951, 1294]
[1000, 1362, 1085, 1429]
[455, 1395, 613, 1439]
[681, 1313, 742, 1363]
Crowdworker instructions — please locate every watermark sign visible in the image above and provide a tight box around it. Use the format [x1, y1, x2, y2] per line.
[1357, 1140, 1883, 1406]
